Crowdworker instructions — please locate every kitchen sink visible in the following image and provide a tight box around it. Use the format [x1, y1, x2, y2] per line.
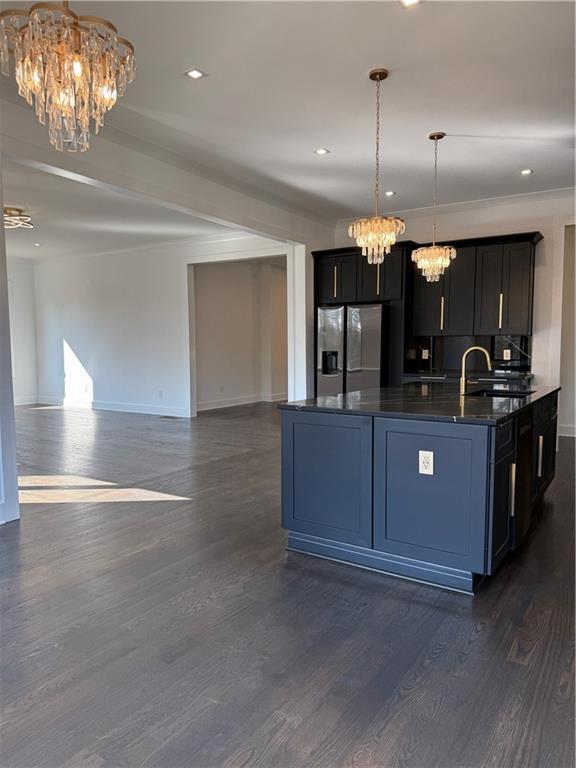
[466, 389, 534, 398]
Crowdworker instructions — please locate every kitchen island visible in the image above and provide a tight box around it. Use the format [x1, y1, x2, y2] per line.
[279, 383, 559, 593]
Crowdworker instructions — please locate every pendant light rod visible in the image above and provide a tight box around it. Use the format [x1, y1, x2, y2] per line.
[428, 131, 446, 246]
[369, 69, 388, 218]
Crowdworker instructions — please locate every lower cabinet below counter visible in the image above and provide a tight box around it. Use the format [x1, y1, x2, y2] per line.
[372, 418, 489, 575]
[280, 396, 558, 593]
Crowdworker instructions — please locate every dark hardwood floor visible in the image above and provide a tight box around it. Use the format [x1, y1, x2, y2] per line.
[1, 403, 574, 768]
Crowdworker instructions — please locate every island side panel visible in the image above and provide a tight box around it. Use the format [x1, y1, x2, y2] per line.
[281, 410, 373, 547]
[373, 418, 490, 574]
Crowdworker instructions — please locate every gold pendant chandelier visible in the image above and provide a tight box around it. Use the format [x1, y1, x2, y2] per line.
[0, 1, 135, 152]
[349, 68, 405, 265]
[3, 207, 33, 229]
[412, 132, 456, 282]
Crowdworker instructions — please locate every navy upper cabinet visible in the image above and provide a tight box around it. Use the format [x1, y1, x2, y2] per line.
[358, 250, 405, 302]
[281, 410, 373, 547]
[315, 253, 357, 304]
[474, 240, 535, 335]
[412, 246, 476, 336]
[442, 246, 476, 335]
[411, 267, 443, 336]
[501, 243, 534, 335]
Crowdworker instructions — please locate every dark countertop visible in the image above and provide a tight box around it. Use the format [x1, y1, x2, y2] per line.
[279, 383, 560, 425]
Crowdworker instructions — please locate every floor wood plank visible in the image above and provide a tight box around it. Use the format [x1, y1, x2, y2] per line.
[1, 403, 573, 767]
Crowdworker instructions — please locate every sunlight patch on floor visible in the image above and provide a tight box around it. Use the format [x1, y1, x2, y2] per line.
[18, 475, 116, 488]
[17, 475, 189, 503]
[19, 488, 189, 504]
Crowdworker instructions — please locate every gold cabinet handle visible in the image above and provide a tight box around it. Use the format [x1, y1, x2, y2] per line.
[537, 435, 544, 477]
[510, 462, 516, 517]
[498, 292, 503, 330]
[376, 263, 381, 296]
[440, 296, 445, 332]
[333, 265, 337, 298]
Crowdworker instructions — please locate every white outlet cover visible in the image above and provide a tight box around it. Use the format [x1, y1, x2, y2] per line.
[419, 450, 434, 476]
[503, 349, 512, 361]
[422, 349, 430, 360]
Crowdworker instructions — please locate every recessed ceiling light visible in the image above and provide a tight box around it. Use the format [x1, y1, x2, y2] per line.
[521, 168, 534, 176]
[314, 147, 331, 156]
[385, 190, 396, 197]
[400, 0, 420, 7]
[185, 68, 207, 80]
[33, 243, 41, 247]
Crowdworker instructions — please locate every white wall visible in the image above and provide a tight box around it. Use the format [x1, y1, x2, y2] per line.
[559, 225, 575, 437]
[32, 236, 289, 417]
[7, 256, 38, 405]
[194, 259, 287, 411]
[336, 189, 575, 388]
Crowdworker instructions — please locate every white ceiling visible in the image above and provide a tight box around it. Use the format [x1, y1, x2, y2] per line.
[1, 1, 574, 223]
[3, 160, 236, 259]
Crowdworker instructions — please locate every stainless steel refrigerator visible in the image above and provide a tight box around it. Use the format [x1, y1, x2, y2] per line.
[317, 304, 384, 396]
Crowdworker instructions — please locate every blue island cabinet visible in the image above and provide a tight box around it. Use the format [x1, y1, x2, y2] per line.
[281, 409, 521, 593]
[373, 419, 490, 581]
[281, 410, 373, 547]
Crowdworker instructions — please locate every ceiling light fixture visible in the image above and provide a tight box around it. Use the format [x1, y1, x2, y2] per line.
[385, 190, 396, 197]
[412, 132, 456, 282]
[401, 0, 420, 7]
[521, 168, 534, 176]
[314, 147, 331, 156]
[186, 68, 206, 80]
[348, 68, 406, 264]
[34, 242, 41, 247]
[0, 1, 135, 152]
[3, 207, 34, 229]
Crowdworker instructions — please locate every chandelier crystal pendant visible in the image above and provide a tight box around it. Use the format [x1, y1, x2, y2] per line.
[3, 207, 33, 229]
[349, 68, 405, 265]
[412, 132, 456, 282]
[0, 1, 135, 152]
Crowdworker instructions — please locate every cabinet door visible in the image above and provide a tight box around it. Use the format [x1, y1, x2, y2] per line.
[513, 409, 533, 550]
[411, 266, 443, 336]
[373, 418, 489, 573]
[474, 244, 503, 334]
[487, 449, 514, 572]
[336, 255, 358, 303]
[442, 246, 476, 335]
[316, 257, 338, 304]
[356, 258, 383, 302]
[501, 242, 534, 335]
[281, 410, 373, 547]
[382, 248, 404, 301]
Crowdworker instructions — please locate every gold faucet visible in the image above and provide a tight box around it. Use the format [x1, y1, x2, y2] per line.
[460, 346, 492, 395]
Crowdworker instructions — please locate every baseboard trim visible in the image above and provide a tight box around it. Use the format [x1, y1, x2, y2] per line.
[559, 424, 575, 437]
[14, 395, 39, 406]
[36, 396, 190, 418]
[92, 400, 190, 418]
[198, 394, 271, 411]
[262, 392, 288, 403]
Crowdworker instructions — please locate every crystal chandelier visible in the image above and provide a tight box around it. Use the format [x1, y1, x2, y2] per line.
[3, 207, 33, 229]
[349, 68, 405, 264]
[412, 132, 456, 282]
[0, 1, 135, 152]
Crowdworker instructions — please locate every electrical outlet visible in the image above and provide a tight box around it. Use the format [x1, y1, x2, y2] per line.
[419, 450, 434, 476]
[503, 349, 512, 361]
[422, 349, 429, 360]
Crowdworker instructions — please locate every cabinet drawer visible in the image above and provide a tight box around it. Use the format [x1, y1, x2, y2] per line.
[494, 418, 516, 463]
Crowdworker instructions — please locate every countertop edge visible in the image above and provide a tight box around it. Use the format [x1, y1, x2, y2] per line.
[278, 385, 561, 426]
